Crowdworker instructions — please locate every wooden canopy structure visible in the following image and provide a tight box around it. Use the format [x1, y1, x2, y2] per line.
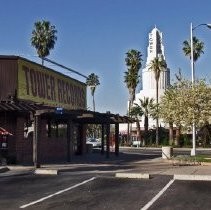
[34, 107, 134, 167]
[0, 101, 133, 124]
[0, 101, 134, 167]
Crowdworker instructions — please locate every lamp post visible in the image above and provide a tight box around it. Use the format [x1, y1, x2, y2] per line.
[190, 23, 211, 156]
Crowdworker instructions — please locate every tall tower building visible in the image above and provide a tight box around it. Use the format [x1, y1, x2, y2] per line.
[134, 26, 170, 128]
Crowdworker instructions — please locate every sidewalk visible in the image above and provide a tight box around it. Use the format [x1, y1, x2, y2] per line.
[1, 150, 211, 179]
[0, 165, 34, 177]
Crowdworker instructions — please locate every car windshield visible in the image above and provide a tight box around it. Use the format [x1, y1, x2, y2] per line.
[89, 139, 96, 142]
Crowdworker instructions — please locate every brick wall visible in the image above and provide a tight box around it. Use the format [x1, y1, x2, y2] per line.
[0, 114, 33, 164]
[15, 116, 33, 164]
[0, 114, 16, 156]
[38, 119, 67, 163]
[0, 112, 86, 165]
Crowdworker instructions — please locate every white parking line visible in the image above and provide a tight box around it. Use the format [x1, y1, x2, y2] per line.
[20, 177, 96, 209]
[140, 179, 175, 210]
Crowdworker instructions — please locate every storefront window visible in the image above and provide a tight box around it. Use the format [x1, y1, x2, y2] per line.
[47, 123, 67, 138]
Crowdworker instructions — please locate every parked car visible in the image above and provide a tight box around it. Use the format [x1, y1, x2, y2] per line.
[132, 140, 141, 147]
[86, 138, 101, 148]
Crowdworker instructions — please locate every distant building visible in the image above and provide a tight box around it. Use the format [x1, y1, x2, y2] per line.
[134, 26, 170, 129]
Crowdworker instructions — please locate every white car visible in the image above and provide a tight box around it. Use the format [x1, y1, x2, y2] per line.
[86, 138, 101, 148]
[132, 140, 141, 147]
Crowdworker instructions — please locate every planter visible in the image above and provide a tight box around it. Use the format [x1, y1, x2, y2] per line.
[162, 146, 173, 159]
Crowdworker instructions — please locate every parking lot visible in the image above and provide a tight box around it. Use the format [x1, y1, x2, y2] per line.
[1, 148, 211, 209]
[1, 172, 211, 210]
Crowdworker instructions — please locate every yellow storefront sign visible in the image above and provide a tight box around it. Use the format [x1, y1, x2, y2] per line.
[17, 59, 86, 110]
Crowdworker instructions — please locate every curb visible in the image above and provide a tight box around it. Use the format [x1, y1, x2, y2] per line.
[34, 169, 58, 175]
[168, 159, 201, 166]
[34, 168, 80, 175]
[174, 174, 211, 181]
[0, 167, 9, 173]
[200, 162, 211, 166]
[115, 173, 150, 179]
[0, 171, 33, 178]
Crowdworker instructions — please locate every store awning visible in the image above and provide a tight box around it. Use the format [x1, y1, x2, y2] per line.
[36, 109, 135, 124]
[0, 101, 135, 124]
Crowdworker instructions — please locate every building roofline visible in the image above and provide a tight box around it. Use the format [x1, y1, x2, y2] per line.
[0, 55, 86, 86]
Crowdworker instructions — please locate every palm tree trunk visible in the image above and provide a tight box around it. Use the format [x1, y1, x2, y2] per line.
[156, 120, 159, 145]
[136, 119, 141, 146]
[93, 94, 95, 112]
[144, 115, 148, 146]
[127, 100, 132, 145]
[92, 93, 96, 139]
[144, 115, 149, 132]
[156, 80, 159, 146]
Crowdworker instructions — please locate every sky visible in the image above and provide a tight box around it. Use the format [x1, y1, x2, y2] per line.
[1, 0, 211, 115]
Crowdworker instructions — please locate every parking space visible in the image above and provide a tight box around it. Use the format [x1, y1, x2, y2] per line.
[0, 174, 94, 210]
[149, 180, 211, 210]
[19, 175, 172, 210]
[1, 173, 211, 210]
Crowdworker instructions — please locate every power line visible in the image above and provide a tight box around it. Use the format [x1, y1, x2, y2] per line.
[43, 57, 88, 79]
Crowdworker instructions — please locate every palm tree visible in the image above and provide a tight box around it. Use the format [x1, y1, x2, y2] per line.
[133, 97, 154, 145]
[86, 73, 100, 112]
[31, 20, 57, 65]
[183, 36, 204, 66]
[149, 57, 167, 145]
[124, 49, 142, 144]
[130, 105, 143, 144]
[138, 97, 154, 133]
[124, 49, 143, 114]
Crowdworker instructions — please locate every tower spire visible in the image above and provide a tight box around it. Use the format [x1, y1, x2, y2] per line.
[146, 26, 165, 65]
[134, 26, 170, 129]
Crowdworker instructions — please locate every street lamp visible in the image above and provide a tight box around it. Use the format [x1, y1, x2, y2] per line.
[190, 23, 211, 156]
